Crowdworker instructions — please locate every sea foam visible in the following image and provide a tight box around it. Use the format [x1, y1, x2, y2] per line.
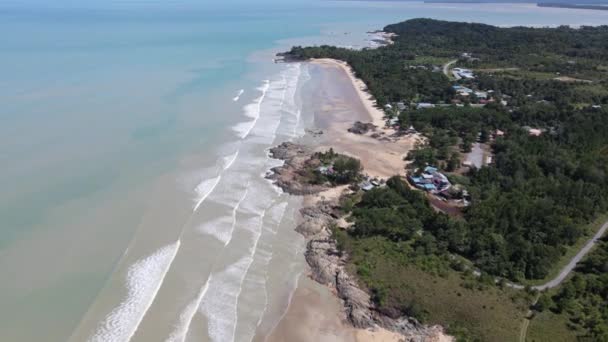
[232, 80, 270, 139]
[193, 176, 221, 212]
[88, 241, 181, 342]
[199, 211, 266, 342]
[164, 276, 211, 342]
[196, 186, 249, 245]
[222, 150, 239, 171]
[232, 89, 244, 102]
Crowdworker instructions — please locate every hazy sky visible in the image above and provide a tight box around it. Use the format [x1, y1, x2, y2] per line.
[1, 0, 311, 9]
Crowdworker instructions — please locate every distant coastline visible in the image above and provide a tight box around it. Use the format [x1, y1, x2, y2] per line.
[537, 3, 608, 10]
[420, 0, 608, 10]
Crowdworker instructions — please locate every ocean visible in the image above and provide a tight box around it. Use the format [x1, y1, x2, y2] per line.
[0, 1, 606, 341]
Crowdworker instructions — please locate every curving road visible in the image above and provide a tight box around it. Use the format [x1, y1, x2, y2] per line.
[517, 223, 608, 342]
[504, 220, 608, 291]
[442, 59, 458, 79]
[533, 220, 608, 290]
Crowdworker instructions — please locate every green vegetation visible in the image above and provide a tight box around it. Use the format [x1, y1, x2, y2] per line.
[308, 148, 362, 185]
[290, 18, 608, 281]
[288, 18, 608, 341]
[527, 309, 579, 342]
[528, 240, 608, 341]
[526, 213, 608, 287]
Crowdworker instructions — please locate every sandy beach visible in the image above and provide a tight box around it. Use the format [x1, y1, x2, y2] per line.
[259, 59, 445, 342]
[263, 276, 405, 342]
[310, 58, 422, 180]
[312, 59, 387, 128]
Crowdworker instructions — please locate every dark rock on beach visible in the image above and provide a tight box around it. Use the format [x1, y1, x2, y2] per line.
[267, 141, 451, 340]
[348, 121, 376, 134]
[266, 142, 327, 195]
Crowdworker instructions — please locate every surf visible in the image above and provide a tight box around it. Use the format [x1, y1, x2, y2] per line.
[193, 176, 222, 212]
[233, 80, 270, 139]
[233, 89, 244, 102]
[88, 241, 181, 342]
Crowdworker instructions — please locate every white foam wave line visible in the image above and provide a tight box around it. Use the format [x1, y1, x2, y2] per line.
[226, 184, 249, 246]
[238, 80, 270, 139]
[231, 210, 266, 342]
[167, 184, 249, 340]
[252, 202, 288, 339]
[193, 175, 221, 212]
[232, 89, 244, 102]
[164, 182, 249, 341]
[88, 241, 181, 342]
[263, 269, 303, 342]
[222, 150, 239, 171]
[292, 109, 302, 139]
[164, 276, 211, 342]
[200, 209, 267, 342]
[279, 75, 288, 108]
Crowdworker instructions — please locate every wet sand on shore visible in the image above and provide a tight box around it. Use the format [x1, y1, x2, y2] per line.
[310, 58, 422, 180]
[259, 59, 425, 341]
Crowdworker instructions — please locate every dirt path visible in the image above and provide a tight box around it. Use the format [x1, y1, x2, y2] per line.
[442, 59, 458, 79]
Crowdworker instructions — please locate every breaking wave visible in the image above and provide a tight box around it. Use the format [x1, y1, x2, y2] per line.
[88, 241, 181, 342]
[193, 176, 221, 212]
[232, 89, 244, 102]
[199, 211, 266, 342]
[232, 80, 270, 139]
[164, 277, 211, 342]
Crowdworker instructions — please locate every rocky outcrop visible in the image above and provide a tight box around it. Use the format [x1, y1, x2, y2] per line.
[268, 141, 452, 341]
[348, 121, 376, 134]
[266, 142, 327, 195]
[296, 193, 451, 341]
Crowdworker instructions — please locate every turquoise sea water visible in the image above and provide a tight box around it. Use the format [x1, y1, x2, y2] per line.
[1, 1, 607, 341]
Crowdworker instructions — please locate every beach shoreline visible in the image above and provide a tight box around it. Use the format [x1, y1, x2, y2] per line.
[260, 59, 451, 342]
[310, 58, 387, 129]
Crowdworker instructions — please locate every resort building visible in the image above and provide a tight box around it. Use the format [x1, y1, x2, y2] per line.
[452, 68, 475, 79]
[409, 166, 451, 193]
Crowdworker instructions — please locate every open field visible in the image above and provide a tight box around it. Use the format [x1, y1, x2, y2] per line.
[340, 235, 531, 342]
[526, 303, 579, 342]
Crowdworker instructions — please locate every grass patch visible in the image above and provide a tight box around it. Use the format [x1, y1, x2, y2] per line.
[527, 308, 579, 342]
[477, 69, 557, 80]
[524, 213, 608, 287]
[338, 234, 531, 341]
[573, 83, 608, 97]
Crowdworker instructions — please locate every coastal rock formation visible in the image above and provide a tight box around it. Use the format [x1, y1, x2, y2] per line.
[297, 199, 448, 340]
[266, 142, 327, 195]
[269, 141, 452, 341]
[348, 121, 376, 134]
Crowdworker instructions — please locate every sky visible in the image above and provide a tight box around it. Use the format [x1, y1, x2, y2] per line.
[0, 0, 309, 9]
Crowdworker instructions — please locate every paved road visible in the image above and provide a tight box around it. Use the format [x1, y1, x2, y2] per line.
[504, 220, 608, 291]
[516, 224, 608, 342]
[533, 220, 608, 290]
[442, 59, 458, 79]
